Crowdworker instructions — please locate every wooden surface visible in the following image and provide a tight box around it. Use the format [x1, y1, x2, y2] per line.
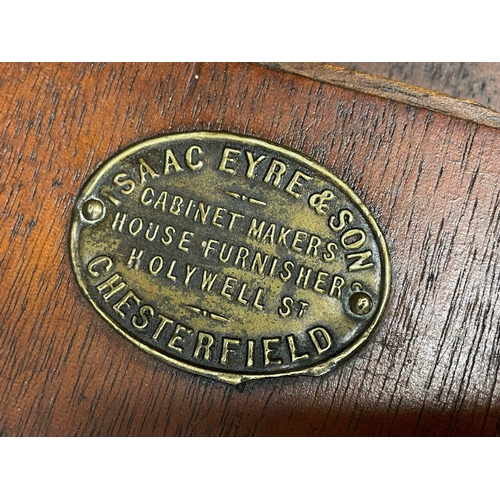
[264, 63, 500, 129]
[1, 62, 500, 436]
[334, 62, 500, 112]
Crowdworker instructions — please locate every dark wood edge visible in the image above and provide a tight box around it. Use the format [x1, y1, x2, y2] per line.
[261, 62, 500, 130]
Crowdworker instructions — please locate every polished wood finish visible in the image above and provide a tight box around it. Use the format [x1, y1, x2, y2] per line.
[1, 62, 499, 436]
[334, 62, 500, 112]
[264, 63, 500, 129]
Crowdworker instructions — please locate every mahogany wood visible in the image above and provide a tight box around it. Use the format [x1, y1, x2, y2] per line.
[264, 62, 500, 129]
[1, 62, 499, 436]
[334, 62, 500, 112]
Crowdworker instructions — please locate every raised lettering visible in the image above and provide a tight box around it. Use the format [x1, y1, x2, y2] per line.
[250, 251, 269, 275]
[245, 150, 266, 178]
[185, 145, 204, 170]
[263, 338, 283, 365]
[329, 209, 354, 232]
[193, 201, 212, 225]
[247, 339, 255, 367]
[112, 290, 141, 318]
[313, 271, 329, 294]
[263, 159, 287, 187]
[262, 224, 276, 245]
[279, 260, 294, 282]
[227, 211, 244, 231]
[184, 264, 198, 285]
[347, 251, 374, 272]
[278, 296, 294, 317]
[329, 275, 346, 299]
[167, 324, 193, 352]
[193, 331, 214, 360]
[284, 170, 312, 198]
[169, 195, 183, 215]
[111, 211, 127, 232]
[184, 199, 195, 217]
[113, 172, 136, 194]
[211, 206, 226, 228]
[166, 260, 178, 281]
[127, 247, 144, 269]
[247, 218, 266, 240]
[132, 304, 155, 329]
[297, 301, 309, 318]
[200, 270, 218, 291]
[308, 327, 332, 355]
[152, 313, 174, 340]
[161, 226, 175, 246]
[148, 255, 163, 275]
[291, 231, 307, 252]
[145, 222, 159, 242]
[322, 241, 337, 262]
[305, 235, 322, 257]
[141, 187, 154, 205]
[220, 338, 241, 365]
[100, 185, 121, 206]
[87, 255, 113, 277]
[164, 149, 183, 174]
[202, 238, 219, 258]
[218, 147, 240, 174]
[237, 282, 250, 305]
[154, 191, 168, 211]
[296, 266, 312, 288]
[253, 288, 266, 311]
[128, 217, 143, 236]
[287, 335, 310, 362]
[341, 228, 367, 250]
[277, 227, 291, 247]
[234, 246, 249, 269]
[96, 273, 127, 301]
[72, 132, 390, 382]
[221, 276, 237, 299]
[178, 230, 193, 252]
[138, 158, 159, 183]
[218, 242, 234, 263]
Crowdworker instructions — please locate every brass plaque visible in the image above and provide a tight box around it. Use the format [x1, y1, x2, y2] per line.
[70, 132, 391, 384]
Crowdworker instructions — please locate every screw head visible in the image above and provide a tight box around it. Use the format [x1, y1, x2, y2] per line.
[82, 199, 104, 222]
[349, 292, 373, 315]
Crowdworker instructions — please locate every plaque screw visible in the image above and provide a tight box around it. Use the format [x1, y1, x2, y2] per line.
[349, 292, 373, 315]
[82, 199, 104, 221]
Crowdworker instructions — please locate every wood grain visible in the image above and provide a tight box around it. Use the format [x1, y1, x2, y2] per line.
[1, 62, 499, 436]
[333, 62, 500, 112]
[264, 62, 500, 129]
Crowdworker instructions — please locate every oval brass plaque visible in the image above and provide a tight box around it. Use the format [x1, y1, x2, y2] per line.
[70, 132, 390, 384]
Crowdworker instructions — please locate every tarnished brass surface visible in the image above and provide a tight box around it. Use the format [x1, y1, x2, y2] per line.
[70, 132, 390, 384]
